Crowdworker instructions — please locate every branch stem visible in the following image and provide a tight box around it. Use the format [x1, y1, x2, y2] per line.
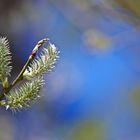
[0, 38, 49, 100]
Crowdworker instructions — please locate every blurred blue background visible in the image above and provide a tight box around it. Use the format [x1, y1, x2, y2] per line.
[1, 0, 140, 140]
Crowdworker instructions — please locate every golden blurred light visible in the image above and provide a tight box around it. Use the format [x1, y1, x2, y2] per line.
[84, 29, 111, 52]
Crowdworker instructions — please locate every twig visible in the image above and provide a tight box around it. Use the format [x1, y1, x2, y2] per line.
[0, 38, 49, 100]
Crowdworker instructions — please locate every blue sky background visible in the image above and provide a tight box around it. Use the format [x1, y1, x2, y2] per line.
[1, 0, 140, 140]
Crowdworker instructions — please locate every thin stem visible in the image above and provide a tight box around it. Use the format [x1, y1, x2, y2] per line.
[0, 38, 49, 100]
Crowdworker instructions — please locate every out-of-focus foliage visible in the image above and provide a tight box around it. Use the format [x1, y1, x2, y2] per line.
[115, 0, 140, 19]
[104, 0, 140, 26]
[67, 120, 105, 140]
[130, 86, 140, 114]
[0, 0, 28, 34]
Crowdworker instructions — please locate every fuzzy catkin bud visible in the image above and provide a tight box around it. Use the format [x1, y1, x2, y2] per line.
[0, 37, 12, 83]
[4, 76, 44, 111]
[23, 43, 60, 79]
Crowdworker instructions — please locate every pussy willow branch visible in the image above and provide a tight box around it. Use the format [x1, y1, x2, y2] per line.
[0, 38, 49, 100]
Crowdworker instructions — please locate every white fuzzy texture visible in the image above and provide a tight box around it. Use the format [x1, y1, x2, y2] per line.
[23, 43, 59, 79]
[5, 76, 44, 111]
[0, 37, 12, 82]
